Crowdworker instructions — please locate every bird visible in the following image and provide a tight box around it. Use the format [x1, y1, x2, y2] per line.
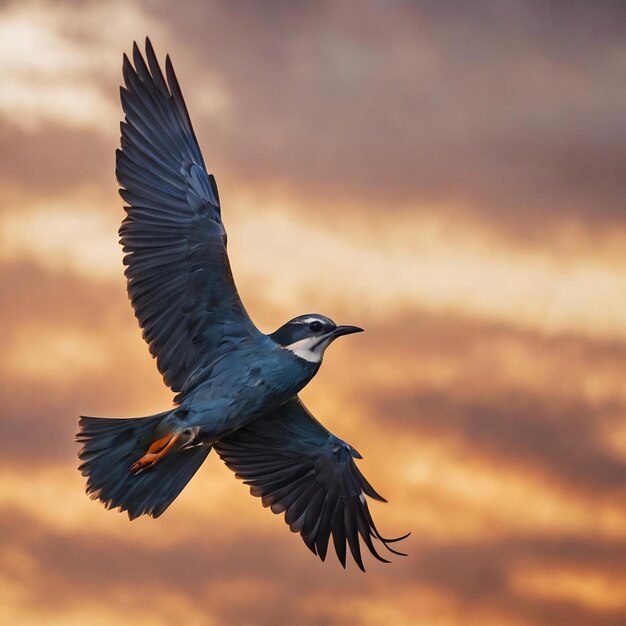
[76, 38, 408, 571]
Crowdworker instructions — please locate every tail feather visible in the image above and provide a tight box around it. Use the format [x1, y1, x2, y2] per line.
[77, 413, 210, 519]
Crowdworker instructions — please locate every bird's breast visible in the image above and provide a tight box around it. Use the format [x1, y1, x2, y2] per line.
[181, 344, 319, 437]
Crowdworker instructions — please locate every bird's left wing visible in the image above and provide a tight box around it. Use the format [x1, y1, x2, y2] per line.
[214, 397, 409, 571]
[116, 39, 260, 396]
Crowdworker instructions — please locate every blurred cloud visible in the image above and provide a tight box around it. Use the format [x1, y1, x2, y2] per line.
[2, 1, 626, 625]
[0, 0, 160, 132]
[0, 120, 111, 197]
[2, 506, 626, 626]
[142, 0, 626, 231]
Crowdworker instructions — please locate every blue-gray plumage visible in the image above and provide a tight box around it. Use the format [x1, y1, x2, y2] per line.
[76, 38, 408, 571]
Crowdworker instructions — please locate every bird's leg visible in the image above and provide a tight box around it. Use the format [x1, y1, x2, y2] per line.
[130, 432, 181, 475]
[147, 432, 177, 455]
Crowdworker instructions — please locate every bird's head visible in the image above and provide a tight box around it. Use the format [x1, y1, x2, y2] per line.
[269, 314, 364, 363]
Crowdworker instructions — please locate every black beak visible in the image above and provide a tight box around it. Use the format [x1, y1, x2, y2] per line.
[330, 325, 365, 338]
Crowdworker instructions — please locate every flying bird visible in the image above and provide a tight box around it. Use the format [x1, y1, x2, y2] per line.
[76, 38, 407, 571]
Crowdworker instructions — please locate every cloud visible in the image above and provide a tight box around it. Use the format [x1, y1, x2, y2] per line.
[1, 0, 625, 237]
[373, 387, 626, 495]
[0, 261, 171, 465]
[0, 507, 392, 625]
[340, 311, 626, 499]
[1, 4, 625, 624]
[139, 0, 626, 230]
[3, 506, 626, 626]
[409, 535, 626, 626]
[7, 187, 626, 343]
[0, 121, 111, 199]
[0, 0, 163, 133]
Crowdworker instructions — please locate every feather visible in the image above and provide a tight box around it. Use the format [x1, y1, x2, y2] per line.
[215, 397, 409, 570]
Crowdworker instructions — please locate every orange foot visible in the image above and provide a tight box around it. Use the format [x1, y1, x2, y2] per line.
[130, 432, 180, 475]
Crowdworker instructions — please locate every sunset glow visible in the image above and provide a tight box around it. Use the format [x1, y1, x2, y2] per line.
[2, 2, 626, 625]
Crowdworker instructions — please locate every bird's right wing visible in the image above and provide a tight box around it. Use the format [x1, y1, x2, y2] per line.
[116, 39, 260, 396]
[214, 397, 409, 571]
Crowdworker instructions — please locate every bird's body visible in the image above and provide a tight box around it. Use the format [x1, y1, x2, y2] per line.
[76, 38, 407, 571]
[165, 334, 320, 444]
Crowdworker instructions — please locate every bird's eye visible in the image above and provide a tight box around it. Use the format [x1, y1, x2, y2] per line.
[309, 321, 323, 332]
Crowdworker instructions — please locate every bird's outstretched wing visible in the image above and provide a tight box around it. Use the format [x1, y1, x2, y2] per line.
[116, 39, 259, 395]
[214, 397, 409, 571]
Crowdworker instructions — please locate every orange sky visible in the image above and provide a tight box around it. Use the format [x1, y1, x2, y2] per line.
[2, 1, 626, 625]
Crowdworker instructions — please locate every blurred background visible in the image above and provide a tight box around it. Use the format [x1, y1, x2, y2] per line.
[1, 1, 626, 624]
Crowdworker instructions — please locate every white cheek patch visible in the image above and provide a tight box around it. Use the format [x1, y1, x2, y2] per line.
[285, 336, 329, 363]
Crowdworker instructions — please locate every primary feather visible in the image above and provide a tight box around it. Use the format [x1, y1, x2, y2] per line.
[117, 39, 259, 396]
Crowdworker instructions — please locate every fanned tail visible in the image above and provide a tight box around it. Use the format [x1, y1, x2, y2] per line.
[77, 412, 210, 519]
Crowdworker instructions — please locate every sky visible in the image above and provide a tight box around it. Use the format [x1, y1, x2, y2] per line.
[1, 0, 626, 624]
